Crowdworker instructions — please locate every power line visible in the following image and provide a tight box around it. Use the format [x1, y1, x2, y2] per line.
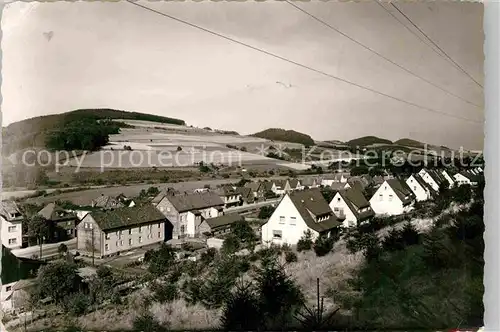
[391, 3, 483, 89]
[374, 1, 449, 61]
[125, 0, 482, 125]
[284, 0, 481, 109]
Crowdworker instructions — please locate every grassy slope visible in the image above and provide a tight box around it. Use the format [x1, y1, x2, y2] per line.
[2, 109, 186, 154]
[346, 136, 392, 147]
[251, 128, 315, 146]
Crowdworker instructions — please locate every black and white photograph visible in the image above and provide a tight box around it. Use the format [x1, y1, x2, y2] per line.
[1, 1, 485, 331]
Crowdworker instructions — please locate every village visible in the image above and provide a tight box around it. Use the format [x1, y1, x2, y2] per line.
[1, 161, 484, 330]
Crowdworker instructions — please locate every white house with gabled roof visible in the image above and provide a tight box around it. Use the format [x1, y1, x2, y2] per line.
[369, 179, 415, 216]
[440, 170, 455, 189]
[406, 174, 433, 202]
[329, 187, 374, 228]
[261, 189, 341, 246]
[418, 168, 445, 192]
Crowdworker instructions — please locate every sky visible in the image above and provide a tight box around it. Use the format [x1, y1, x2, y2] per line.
[1, 1, 484, 150]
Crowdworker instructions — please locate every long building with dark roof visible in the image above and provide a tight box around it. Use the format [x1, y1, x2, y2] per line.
[76, 204, 171, 258]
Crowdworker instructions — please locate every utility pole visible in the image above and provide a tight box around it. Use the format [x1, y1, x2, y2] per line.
[91, 227, 95, 266]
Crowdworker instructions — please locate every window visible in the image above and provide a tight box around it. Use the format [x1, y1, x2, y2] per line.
[106, 233, 110, 240]
[180, 225, 185, 234]
[116, 241, 119, 247]
[84, 222, 89, 229]
[279, 216, 285, 224]
[139, 236, 143, 243]
[413, 186, 417, 191]
[139, 226, 142, 233]
[334, 207, 339, 212]
[290, 217, 296, 226]
[105, 244, 109, 251]
[8, 226, 16, 232]
[67, 229, 72, 235]
[129, 229, 132, 235]
[8, 238, 17, 245]
[120, 240, 123, 246]
[128, 239, 132, 246]
[167, 207, 171, 212]
[158, 223, 161, 228]
[158, 232, 161, 238]
[337, 198, 341, 202]
[6, 286, 12, 292]
[272, 230, 282, 240]
[389, 194, 393, 202]
[119, 230, 123, 237]
[379, 194, 383, 201]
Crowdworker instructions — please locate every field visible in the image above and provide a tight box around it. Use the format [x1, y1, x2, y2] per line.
[61, 122, 313, 169]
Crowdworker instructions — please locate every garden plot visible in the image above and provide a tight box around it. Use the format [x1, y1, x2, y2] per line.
[67, 148, 275, 168]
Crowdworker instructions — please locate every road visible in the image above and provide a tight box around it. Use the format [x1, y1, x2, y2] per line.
[21, 175, 316, 206]
[1, 185, 109, 200]
[226, 198, 280, 214]
[12, 238, 77, 259]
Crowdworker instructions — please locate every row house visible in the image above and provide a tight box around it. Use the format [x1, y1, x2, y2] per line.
[320, 173, 349, 187]
[261, 188, 341, 246]
[406, 174, 435, 202]
[155, 191, 224, 239]
[329, 187, 375, 228]
[453, 171, 481, 186]
[418, 168, 448, 192]
[369, 179, 416, 216]
[77, 204, 171, 258]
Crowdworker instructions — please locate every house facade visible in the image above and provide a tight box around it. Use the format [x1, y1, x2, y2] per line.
[1, 201, 24, 249]
[369, 179, 415, 216]
[283, 179, 304, 193]
[215, 186, 242, 208]
[38, 203, 79, 242]
[406, 174, 433, 202]
[440, 170, 455, 189]
[91, 195, 125, 210]
[1, 245, 46, 313]
[271, 180, 286, 196]
[418, 168, 446, 192]
[244, 181, 266, 201]
[261, 189, 340, 246]
[329, 188, 374, 228]
[198, 213, 244, 237]
[453, 172, 479, 186]
[76, 205, 171, 258]
[155, 192, 224, 238]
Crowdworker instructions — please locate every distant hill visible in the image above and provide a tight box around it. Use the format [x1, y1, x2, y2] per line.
[251, 128, 315, 147]
[394, 138, 426, 149]
[346, 136, 392, 147]
[2, 109, 185, 154]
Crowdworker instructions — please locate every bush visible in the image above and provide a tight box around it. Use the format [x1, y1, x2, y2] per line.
[150, 281, 178, 303]
[132, 311, 167, 332]
[297, 230, 314, 252]
[200, 248, 217, 265]
[313, 235, 334, 257]
[220, 281, 262, 330]
[222, 234, 241, 255]
[285, 251, 298, 263]
[62, 292, 91, 316]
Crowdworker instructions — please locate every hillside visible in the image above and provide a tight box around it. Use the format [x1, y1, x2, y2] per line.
[2, 109, 185, 154]
[251, 128, 315, 147]
[394, 138, 426, 149]
[346, 136, 392, 147]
